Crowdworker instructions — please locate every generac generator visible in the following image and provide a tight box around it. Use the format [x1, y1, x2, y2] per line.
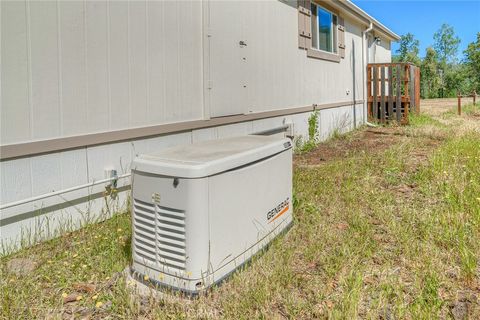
[130, 135, 292, 294]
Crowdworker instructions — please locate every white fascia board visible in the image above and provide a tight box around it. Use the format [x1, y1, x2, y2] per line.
[334, 0, 401, 41]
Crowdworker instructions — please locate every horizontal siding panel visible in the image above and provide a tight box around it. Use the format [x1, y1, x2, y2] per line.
[85, 1, 109, 132]
[147, 1, 166, 125]
[163, 0, 181, 121]
[59, 0, 88, 136]
[29, 1, 61, 140]
[2, 0, 376, 146]
[2, 0, 204, 145]
[1, 1, 31, 144]
[128, 1, 148, 127]
[108, 1, 130, 130]
[177, 0, 203, 121]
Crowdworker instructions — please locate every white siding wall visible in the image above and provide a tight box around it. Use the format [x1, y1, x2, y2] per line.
[368, 34, 392, 63]
[207, 0, 364, 116]
[1, 0, 368, 144]
[374, 36, 392, 63]
[1, 0, 390, 251]
[1, 0, 204, 144]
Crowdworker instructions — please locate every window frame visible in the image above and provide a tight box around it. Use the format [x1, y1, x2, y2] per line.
[310, 3, 338, 54]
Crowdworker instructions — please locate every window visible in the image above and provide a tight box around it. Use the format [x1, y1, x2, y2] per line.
[310, 3, 337, 54]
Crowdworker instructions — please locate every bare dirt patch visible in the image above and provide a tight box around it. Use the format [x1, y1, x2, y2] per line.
[408, 138, 443, 165]
[294, 127, 408, 166]
[6, 257, 38, 276]
[296, 98, 477, 168]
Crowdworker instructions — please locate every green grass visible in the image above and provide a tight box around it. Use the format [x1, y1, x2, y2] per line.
[462, 103, 480, 116]
[0, 213, 133, 319]
[441, 103, 480, 118]
[409, 112, 445, 127]
[1, 109, 479, 319]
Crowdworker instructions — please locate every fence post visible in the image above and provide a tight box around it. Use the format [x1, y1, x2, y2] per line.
[473, 91, 477, 105]
[415, 67, 421, 114]
[457, 93, 462, 115]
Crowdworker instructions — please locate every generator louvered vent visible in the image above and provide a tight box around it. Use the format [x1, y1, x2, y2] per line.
[133, 198, 186, 271]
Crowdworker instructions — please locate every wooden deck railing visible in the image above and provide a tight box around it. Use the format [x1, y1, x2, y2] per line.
[367, 63, 420, 124]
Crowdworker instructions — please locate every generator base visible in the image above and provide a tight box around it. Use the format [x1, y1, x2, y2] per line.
[131, 219, 293, 296]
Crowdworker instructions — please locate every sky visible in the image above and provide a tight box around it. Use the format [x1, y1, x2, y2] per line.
[352, 0, 480, 59]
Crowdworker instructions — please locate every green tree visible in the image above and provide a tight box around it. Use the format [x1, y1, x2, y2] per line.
[395, 33, 421, 65]
[443, 65, 469, 97]
[463, 32, 480, 93]
[420, 47, 440, 98]
[433, 24, 461, 66]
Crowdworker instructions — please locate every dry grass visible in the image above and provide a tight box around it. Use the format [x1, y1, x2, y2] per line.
[1, 99, 479, 319]
[420, 98, 477, 116]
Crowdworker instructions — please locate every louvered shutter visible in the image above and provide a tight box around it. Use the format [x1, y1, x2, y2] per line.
[298, 0, 311, 49]
[338, 16, 345, 58]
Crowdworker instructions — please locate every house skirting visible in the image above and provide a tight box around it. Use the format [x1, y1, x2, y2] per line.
[1, 102, 364, 253]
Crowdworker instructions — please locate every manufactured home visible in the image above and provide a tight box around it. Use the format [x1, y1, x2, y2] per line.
[0, 0, 399, 250]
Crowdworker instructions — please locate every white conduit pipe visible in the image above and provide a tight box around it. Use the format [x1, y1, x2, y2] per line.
[0, 173, 131, 210]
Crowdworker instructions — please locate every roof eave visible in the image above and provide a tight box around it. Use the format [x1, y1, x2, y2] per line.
[335, 0, 401, 41]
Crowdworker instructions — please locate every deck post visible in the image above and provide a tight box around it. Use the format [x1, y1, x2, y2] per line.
[403, 64, 410, 124]
[409, 64, 415, 113]
[415, 67, 421, 113]
[395, 65, 401, 123]
[380, 66, 386, 123]
[372, 66, 378, 121]
[388, 66, 393, 120]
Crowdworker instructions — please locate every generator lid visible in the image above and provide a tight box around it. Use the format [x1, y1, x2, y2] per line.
[133, 135, 292, 178]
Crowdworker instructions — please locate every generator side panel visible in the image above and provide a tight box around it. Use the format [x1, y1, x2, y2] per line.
[208, 149, 293, 279]
[131, 171, 209, 288]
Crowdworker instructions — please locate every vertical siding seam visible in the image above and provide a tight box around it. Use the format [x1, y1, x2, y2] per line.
[106, 1, 112, 129]
[176, 2, 181, 120]
[127, 2, 132, 127]
[161, 1, 166, 122]
[25, 0, 33, 140]
[145, 0, 149, 124]
[83, 0, 89, 131]
[56, 1, 64, 136]
[201, 0, 210, 120]
[25, 1, 35, 200]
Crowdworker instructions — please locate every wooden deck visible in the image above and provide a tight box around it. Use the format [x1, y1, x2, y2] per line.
[367, 63, 420, 124]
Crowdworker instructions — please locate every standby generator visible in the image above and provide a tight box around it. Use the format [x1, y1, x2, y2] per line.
[130, 135, 292, 294]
